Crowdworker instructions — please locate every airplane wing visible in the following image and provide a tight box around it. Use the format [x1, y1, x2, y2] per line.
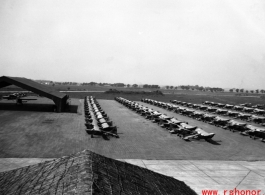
[195, 128, 215, 138]
[180, 123, 197, 130]
[256, 128, 265, 132]
[170, 118, 182, 124]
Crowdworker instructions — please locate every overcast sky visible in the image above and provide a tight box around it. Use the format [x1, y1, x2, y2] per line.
[1, 0, 265, 89]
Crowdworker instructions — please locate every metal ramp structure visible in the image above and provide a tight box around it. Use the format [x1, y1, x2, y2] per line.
[0, 76, 68, 112]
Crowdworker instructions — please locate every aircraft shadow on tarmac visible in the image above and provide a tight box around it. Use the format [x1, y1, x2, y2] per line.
[205, 138, 222, 145]
[187, 138, 221, 145]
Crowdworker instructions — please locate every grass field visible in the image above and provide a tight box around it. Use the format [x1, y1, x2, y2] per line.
[64, 92, 265, 106]
[1, 84, 264, 105]
[0, 98, 264, 160]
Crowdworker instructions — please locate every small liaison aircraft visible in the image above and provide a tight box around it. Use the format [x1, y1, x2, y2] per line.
[182, 128, 215, 141]
[2, 93, 23, 100]
[2, 92, 37, 105]
[241, 125, 265, 141]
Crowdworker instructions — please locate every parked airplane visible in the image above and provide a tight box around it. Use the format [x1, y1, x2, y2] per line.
[2, 92, 36, 105]
[183, 128, 215, 141]
[2, 93, 23, 100]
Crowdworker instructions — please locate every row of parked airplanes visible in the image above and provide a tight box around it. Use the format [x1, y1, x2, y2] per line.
[84, 96, 119, 140]
[200, 101, 265, 116]
[141, 98, 265, 142]
[203, 101, 265, 110]
[1, 92, 36, 104]
[170, 100, 265, 125]
[115, 97, 216, 142]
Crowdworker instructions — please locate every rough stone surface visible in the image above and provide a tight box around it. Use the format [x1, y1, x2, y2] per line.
[0, 151, 93, 195]
[0, 150, 197, 195]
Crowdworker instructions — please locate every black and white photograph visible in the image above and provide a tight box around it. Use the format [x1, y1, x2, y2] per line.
[0, 0, 265, 194]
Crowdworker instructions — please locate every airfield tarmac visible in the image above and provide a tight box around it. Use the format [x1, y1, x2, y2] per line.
[0, 98, 265, 193]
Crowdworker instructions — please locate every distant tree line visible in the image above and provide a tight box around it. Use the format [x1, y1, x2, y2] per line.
[54, 82, 78, 85]
[174, 85, 224, 92]
[229, 89, 265, 94]
[127, 84, 138, 88]
[143, 84, 160, 89]
[165, 85, 176, 90]
[105, 89, 163, 95]
[80, 82, 159, 88]
[80, 82, 140, 88]
[43, 80, 265, 94]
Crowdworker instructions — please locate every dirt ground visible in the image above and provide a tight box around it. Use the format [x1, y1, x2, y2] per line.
[0, 98, 264, 160]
